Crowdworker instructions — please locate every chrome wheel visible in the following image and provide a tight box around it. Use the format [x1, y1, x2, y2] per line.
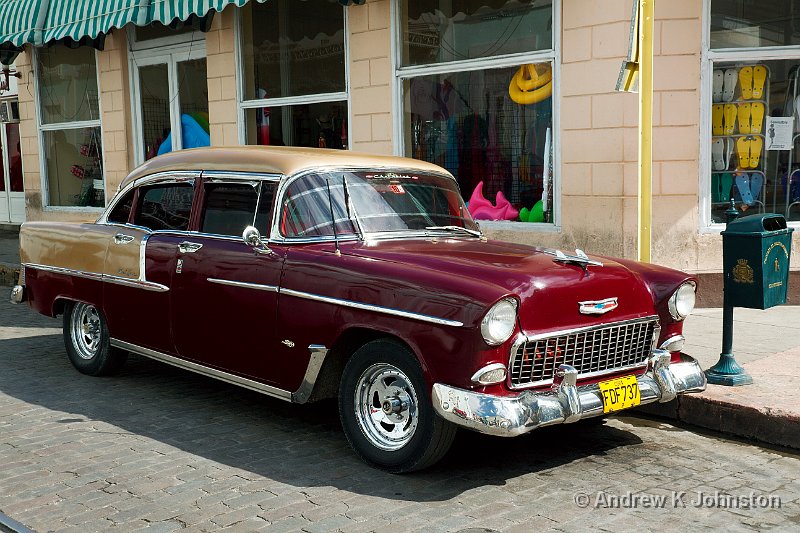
[355, 363, 419, 451]
[69, 303, 102, 360]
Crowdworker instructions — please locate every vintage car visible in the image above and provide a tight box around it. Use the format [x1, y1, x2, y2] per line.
[13, 146, 706, 472]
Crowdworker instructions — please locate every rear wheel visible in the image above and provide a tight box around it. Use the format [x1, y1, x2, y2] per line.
[338, 339, 456, 473]
[63, 301, 127, 376]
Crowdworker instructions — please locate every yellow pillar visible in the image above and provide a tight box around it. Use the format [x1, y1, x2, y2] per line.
[638, 0, 654, 263]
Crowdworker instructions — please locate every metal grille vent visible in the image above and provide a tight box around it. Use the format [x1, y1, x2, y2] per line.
[509, 317, 659, 388]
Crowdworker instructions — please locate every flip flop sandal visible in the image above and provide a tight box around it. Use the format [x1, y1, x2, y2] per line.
[736, 136, 751, 169]
[735, 173, 754, 204]
[749, 172, 764, 202]
[749, 135, 763, 169]
[752, 65, 767, 99]
[711, 174, 722, 203]
[750, 102, 765, 134]
[723, 69, 738, 102]
[713, 70, 724, 102]
[737, 103, 751, 134]
[712, 104, 724, 136]
[721, 172, 735, 202]
[738, 66, 753, 99]
[724, 103, 738, 135]
[725, 137, 734, 169]
[712, 138, 726, 170]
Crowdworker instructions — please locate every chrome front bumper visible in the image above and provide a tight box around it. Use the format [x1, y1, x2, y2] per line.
[432, 350, 706, 437]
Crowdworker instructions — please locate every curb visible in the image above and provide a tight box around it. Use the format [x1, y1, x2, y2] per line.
[0, 262, 19, 287]
[0, 512, 34, 533]
[637, 395, 800, 451]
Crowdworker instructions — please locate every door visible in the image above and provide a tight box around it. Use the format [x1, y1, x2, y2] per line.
[0, 122, 24, 223]
[132, 48, 208, 163]
[171, 179, 288, 384]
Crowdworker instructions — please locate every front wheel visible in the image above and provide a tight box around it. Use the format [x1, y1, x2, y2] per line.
[338, 339, 456, 473]
[63, 301, 127, 376]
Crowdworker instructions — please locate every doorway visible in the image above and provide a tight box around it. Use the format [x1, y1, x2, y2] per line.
[130, 43, 208, 164]
[0, 121, 24, 223]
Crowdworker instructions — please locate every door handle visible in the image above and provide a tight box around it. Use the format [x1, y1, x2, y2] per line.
[178, 241, 203, 253]
[113, 233, 135, 245]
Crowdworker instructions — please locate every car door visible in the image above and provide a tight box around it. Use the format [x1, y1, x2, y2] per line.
[103, 177, 197, 355]
[170, 175, 288, 384]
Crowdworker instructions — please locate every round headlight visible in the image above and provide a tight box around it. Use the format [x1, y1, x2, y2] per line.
[481, 298, 518, 346]
[668, 282, 696, 321]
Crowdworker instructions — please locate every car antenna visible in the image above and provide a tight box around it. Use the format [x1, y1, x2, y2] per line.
[326, 179, 342, 257]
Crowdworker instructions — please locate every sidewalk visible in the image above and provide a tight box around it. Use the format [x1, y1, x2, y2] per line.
[0, 227, 797, 450]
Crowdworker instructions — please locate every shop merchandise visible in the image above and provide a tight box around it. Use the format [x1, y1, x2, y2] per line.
[713, 69, 723, 102]
[723, 69, 738, 102]
[467, 181, 519, 221]
[519, 200, 545, 222]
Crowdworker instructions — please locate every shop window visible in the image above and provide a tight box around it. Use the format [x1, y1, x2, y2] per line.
[709, 59, 800, 224]
[398, 0, 555, 224]
[711, 1, 800, 49]
[403, 0, 553, 66]
[37, 45, 104, 207]
[239, 0, 348, 148]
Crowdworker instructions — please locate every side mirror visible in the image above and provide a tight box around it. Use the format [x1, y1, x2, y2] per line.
[242, 226, 271, 254]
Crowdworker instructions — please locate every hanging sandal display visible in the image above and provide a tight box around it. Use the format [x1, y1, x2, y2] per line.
[736, 102, 750, 134]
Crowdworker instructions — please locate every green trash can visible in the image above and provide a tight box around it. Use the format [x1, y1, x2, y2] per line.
[722, 213, 794, 309]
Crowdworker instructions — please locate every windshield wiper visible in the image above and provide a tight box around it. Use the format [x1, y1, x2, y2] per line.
[425, 225, 483, 238]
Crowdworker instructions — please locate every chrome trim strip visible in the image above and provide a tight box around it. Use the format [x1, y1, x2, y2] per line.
[23, 263, 169, 293]
[519, 315, 659, 342]
[659, 334, 686, 352]
[279, 287, 464, 327]
[207, 278, 279, 292]
[291, 345, 329, 403]
[202, 171, 282, 182]
[110, 339, 293, 402]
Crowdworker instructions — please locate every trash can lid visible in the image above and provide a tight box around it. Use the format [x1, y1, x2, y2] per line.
[722, 213, 793, 235]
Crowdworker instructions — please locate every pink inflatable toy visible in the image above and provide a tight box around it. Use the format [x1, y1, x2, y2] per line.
[467, 182, 519, 221]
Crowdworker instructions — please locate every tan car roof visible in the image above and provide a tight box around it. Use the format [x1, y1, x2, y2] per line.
[119, 146, 451, 190]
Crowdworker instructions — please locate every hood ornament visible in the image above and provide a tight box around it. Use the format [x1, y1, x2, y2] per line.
[547, 248, 603, 273]
[579, 297, 618, 315]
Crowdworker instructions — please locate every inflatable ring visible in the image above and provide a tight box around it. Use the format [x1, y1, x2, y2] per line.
[515, 64, 552, 91]
[509, 64, 553, 105]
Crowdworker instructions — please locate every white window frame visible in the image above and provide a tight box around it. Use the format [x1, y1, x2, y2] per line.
[127, 22, 207, 52]
[127, 41, 208, 166]
[701, 0, 800, 232]
[234, 1, 350, 147]
[33, 46, 106, 212]
[391, 0, 561, 232]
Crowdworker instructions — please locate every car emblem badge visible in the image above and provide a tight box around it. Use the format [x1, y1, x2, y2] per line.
[578, 297, 618, 315]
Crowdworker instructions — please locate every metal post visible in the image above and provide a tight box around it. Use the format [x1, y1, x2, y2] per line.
[638, 0, 654, 263]
[706, 200, 753, 386]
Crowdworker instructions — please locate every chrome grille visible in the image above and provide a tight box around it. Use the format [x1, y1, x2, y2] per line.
[509, 317, 660, 388]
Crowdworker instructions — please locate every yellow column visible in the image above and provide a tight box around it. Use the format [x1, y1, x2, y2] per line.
[638, 0, 654, 263]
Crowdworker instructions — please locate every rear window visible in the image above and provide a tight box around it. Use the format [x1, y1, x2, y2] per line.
[135, 184, 194, 231]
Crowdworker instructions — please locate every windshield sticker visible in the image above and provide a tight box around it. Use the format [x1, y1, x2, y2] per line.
[389, 184, 406, 194]
[365, 173, 418, 181]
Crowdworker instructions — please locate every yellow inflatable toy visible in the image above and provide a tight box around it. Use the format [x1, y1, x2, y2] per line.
[509, 64, 552, 105]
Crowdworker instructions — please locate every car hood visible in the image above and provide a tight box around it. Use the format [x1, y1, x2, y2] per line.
[347, 238, 681, 333]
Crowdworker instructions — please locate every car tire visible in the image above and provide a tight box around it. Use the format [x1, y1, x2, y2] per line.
[338, 339, 456, 473]
[63, 301, 127, 376]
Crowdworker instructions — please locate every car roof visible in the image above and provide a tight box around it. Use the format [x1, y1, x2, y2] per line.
[118, 146, 451, 190]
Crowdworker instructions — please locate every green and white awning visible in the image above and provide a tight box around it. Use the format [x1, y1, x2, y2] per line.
[0, 0, 270, 48]
[42, 0, 150, 43]
[0, 0, 49, 46]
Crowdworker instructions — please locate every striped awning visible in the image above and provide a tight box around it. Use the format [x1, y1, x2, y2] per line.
[41, 1, 150, 44]
[0, 0, 270, 48]
[0, 0, 49, 46]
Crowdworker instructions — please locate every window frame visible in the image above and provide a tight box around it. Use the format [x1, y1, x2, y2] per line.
[391, 0, 562, 232]
[234, 1, 351, 148]
[700, 0, 800, 232]
[33, 46, 106, 212]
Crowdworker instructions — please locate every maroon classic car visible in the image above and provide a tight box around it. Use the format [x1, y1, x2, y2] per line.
[13, 147, 706, 472]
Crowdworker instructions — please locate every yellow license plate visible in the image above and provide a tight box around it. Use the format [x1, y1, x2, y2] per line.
[598, 375, 640, 413]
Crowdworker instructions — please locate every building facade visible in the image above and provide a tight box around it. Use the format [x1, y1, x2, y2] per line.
[1, 0, 798, 281]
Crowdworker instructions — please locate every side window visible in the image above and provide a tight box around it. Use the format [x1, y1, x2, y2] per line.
[254, 182, 278, 236]
[107, 189, 135, 224]
[280, 174, 356, 238]
[134, 183, 194, 231]
[201, 183, 258, 236]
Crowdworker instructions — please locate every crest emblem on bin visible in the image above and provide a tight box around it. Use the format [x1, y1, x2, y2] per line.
[578, 297, 618, 315]
[732, 258, 754, 284]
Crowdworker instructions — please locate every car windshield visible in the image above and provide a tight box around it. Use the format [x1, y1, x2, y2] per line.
[280, 170, 479, 238]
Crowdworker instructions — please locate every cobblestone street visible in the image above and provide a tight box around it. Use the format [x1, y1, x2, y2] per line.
[1, 300, 799, 532]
